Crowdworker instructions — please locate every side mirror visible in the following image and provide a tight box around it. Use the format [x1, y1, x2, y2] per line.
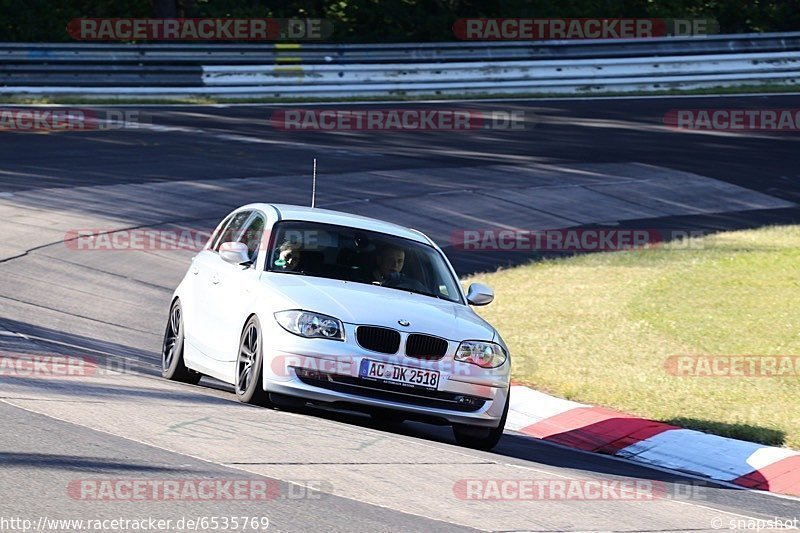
[219, 241, 251, 265]
[466, 282, 494, 306]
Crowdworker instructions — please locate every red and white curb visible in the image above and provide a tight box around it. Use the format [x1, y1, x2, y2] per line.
[507, 385, 800, 497]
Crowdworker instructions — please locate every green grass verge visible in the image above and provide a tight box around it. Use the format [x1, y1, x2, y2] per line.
[1, 83, 799, 105]
[466, 225, 800, 449]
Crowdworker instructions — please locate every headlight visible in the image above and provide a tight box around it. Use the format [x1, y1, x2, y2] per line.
[454, 341, 507, 368]
[274, 310, 344, 340]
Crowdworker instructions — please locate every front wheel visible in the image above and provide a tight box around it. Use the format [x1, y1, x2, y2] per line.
[452, 390, 509, 451]
[161, 300, 201, 384]
[235, 316, 271, 406]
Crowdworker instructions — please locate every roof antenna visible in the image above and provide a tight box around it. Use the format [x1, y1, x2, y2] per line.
[311, 158, 317, 208]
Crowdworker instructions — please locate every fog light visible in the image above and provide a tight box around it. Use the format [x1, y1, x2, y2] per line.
[454, 395, 479, 407]
[294, 367, 331, 381]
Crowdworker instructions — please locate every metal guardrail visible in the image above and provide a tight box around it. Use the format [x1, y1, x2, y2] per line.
[1, 32, 800, 97]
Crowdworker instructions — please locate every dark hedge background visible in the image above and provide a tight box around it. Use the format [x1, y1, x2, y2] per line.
[1, 0, 798, 42]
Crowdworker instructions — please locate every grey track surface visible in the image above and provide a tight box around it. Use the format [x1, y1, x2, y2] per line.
[1, 95, 799, 531]
[0, 400, 470, 533]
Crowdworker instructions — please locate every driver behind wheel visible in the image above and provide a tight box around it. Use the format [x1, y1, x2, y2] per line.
[275, 241, 302, 271]
[372, 245, 405, 283]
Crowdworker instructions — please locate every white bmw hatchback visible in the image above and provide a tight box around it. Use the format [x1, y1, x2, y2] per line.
[162, 203, 511, 450]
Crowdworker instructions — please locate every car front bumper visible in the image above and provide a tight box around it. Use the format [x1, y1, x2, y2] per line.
[263, 347, 510, 428]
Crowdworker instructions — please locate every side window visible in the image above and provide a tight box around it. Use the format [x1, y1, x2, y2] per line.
[239, 214, 266, 263]
[209, 213, 234, 251]
[212, 211, 252, 252]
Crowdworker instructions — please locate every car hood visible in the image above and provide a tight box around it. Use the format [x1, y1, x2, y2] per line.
[260, 273, 496, 341]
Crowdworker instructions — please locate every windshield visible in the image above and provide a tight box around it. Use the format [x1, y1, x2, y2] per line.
[267, 220, 463, 304]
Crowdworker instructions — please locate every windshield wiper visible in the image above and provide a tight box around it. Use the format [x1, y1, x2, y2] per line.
[400, 287, 443, 300]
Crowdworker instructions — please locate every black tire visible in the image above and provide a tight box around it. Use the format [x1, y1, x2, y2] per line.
[161, 300, 202, 384]
[452, 390, 509, 451]
[235, 316, 271, 406]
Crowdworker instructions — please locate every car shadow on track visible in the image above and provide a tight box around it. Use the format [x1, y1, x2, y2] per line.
[0, 452, 204, 474]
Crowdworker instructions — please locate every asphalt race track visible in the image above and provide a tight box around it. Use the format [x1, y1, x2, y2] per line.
[1, 95, 799, 531]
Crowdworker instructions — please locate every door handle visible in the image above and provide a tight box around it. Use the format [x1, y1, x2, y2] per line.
[211, 274, 220, 285]
[191, 266, 199, 275]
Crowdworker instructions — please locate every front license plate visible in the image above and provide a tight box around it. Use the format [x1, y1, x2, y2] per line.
[359, 359, 440, 390]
